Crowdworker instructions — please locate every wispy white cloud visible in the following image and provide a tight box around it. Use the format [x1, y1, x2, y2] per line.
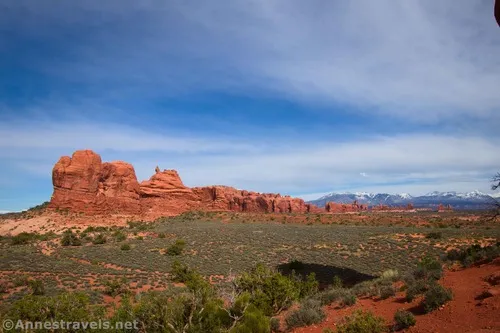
[0, 120, 257, 154]
[3, 1, 498, 122]
[2, 120, 498, 197]
[1, 1, 499, 207]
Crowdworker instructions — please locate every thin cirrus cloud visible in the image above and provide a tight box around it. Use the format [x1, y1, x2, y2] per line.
[2, 1, 499, 122]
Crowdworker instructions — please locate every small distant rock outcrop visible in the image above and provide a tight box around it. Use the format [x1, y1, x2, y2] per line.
[325, 200, 368, 213]
[437, 204, 453, 212]
[49, 150, 320, 217]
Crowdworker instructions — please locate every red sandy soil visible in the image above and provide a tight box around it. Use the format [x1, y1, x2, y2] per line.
[294, 260, 500, 333]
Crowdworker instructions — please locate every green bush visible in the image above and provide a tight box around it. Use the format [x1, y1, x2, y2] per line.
[446, 244, 500, 267]
[115, 288, 241, 333]
[91, 233, 107, 245]
[340, 293, 357, 307]
[113, 231, 127, 242]
[230, 304, 270, 333]
[235, 264, 304, 316]
[405, 279, 428, 302]
[166, 239, 186, 256]
[270, 317, 281, 332]
[422, 283, 453, 313]
[332, 275, 343, 289]
[120, 243, 131, 251]
[61, 230, 82, 246]
[170, 261, 212, 297]
[0, 281, 8, 293]
[379, 285, 395, 300]
[413, 256, 442, 281]
[13, 275, 29, 287]
[103, 278, 128, 297]
[352, 281, 376, 298]
[158, 232, 166, 239]
[394, 309, 416, 331]
[316, 287, 352, 306]
[11, 232, 39, 245]
[298, 273, 319, 298]
[285, 299, 325, 330]
[5, 292, 105, 326]
[28, 279, 45, 295]
[336, 310, 386, 333]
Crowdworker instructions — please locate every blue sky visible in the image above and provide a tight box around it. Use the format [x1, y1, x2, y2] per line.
[1, 0, 500, 211]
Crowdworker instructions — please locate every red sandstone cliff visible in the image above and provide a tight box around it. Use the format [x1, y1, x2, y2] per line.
[49, 150, 320, 217]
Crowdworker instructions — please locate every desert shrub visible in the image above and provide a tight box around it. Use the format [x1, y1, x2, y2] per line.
[13, 275, 29, 287]
[394, 309, 416, 331]
[92, 233, 107, 245]
[113, 230, 127, 242]
[28, 279, 45, 295]
[405, 278, 428, 302]
[0, 280, 8, 293]
[11, 232, 39, 245]
[413, 256, 442, 281]
[426, 231, 442, 239]
[171, 260, 192, 282]
[235, 264, 303, 316]
[103, 278, 128, 297]
[5, 292, 105, 326]
[380, 269, 399, 282]
[297, 273, 319, 298]
[170, 261, 212, 297]
[332, 275, 343, 289]
[230, 304, 270, 333]
[316, 287, 353, 306]
[166, 239, 186, 256]
[118, 288, 239, 333]
[158, 232, 166, 239]
[83, 226, 95, 233]
[463, 256, 475, 267]
[352, 281, 376, 298]
[270, 317, 281, 332]
[61, 230, 82, 246]
[285, 299, 325, 330]
[340, 293, 357, 307]
[446, 244, 500, 267]
[379, 285, 395, 300]
[127, 221, 151, 231]
[288, 259, 304, 271]
[336, 310, 386, 333]
[120, 243, 131, 251]
[422, 283, 453, 313]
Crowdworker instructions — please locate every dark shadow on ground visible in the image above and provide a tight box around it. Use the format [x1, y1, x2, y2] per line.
[277, 262, 375, 290]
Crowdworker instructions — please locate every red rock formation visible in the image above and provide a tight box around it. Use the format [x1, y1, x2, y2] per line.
[49, 150, 321, 218]
[437, 204, 453, 212]
[50, 150, 141, 214]
[325, 200, 367, 213]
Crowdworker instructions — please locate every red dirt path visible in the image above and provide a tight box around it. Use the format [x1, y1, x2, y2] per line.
[294, 260, 500, 333]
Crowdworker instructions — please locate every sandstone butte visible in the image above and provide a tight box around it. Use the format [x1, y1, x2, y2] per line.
[49, 150, 325, 218]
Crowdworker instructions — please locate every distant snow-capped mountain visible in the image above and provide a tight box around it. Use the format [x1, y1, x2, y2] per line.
[308, 190, 498, 210]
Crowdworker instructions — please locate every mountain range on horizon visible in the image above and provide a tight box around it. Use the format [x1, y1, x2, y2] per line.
[307, 190, 500, 210]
